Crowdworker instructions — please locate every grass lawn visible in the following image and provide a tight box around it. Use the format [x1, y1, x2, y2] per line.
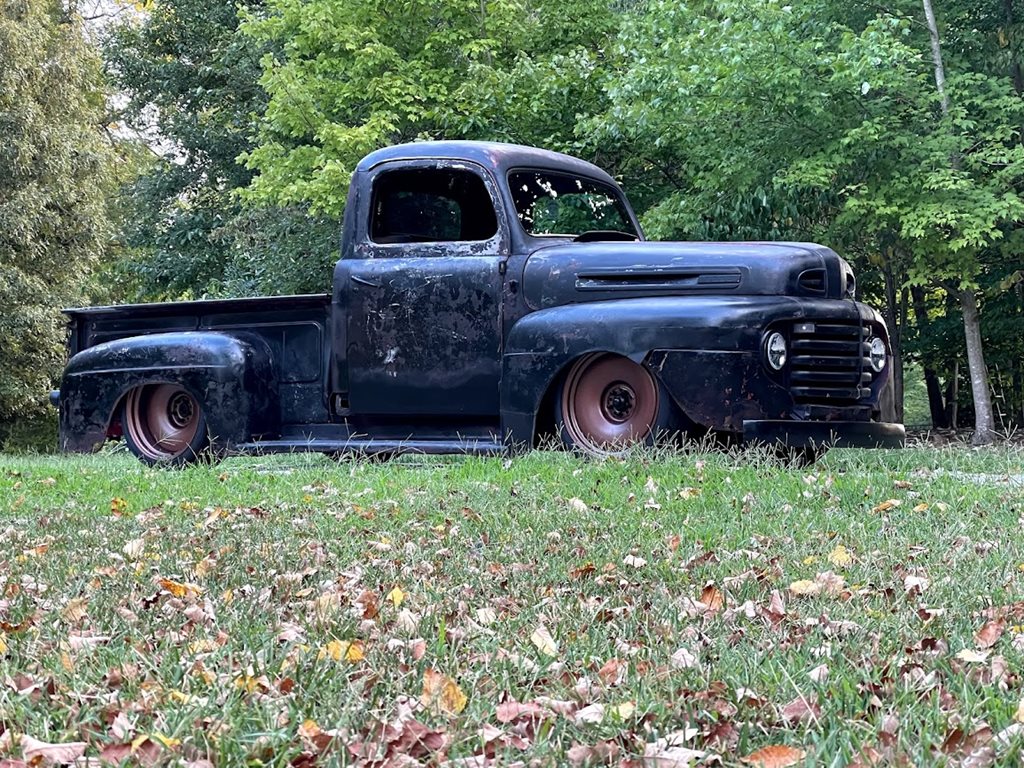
[1, 443, 1023, 767]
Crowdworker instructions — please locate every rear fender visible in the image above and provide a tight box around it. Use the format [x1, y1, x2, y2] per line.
[59, 332, 277, 453]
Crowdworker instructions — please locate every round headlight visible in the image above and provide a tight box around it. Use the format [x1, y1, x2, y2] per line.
[868, 337, 886, 373]
[766, 332, 787, 370]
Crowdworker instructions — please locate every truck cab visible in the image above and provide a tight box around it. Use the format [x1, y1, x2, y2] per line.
[55, 141, 904, 464]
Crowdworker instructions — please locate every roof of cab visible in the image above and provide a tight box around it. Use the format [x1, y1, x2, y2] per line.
[356, 140, 620, 187]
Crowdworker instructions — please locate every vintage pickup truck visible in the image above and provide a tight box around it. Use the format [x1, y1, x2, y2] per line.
[53, 141, 904, 465]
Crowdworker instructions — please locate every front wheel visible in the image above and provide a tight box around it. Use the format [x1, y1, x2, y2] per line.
[556, 353, 664, 457]
[122, 384, 211, 466]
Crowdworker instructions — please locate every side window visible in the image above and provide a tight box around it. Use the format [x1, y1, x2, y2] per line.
[370, 167, 498, 244]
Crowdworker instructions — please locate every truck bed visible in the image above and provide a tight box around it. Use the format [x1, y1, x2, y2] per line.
[64, 294, 332, 428]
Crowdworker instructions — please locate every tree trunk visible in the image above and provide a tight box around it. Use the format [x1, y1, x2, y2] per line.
[922, 0, 996, 444]
[882, 259, 904, 423]
[945, 360, 958, 428]
[910, 285, 949, 427]
[960, 289, 996, 444]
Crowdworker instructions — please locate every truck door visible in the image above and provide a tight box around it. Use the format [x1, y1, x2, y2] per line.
[343, 161, 508, 422]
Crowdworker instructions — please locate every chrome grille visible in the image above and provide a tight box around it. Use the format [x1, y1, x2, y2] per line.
[788, 321, 874, 405]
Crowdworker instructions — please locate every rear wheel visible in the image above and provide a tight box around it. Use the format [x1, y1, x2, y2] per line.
[122, 384, 210, 466]
[556, 353, 663, 457]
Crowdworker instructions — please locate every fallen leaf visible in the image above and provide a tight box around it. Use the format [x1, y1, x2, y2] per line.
[531, 625, 559, 657]
[678, 487, 701, 500]
[613, 701, 635, 719]
[781, 694, 820, 724]
[740, 745, 806, 767]
[19, 735, 87, 765]
[827, 545, 853, 567]
[598, 657, 625, 686]
[568, 498, 589, 514]
[574, 703, 605, 725]
[317, 639, 365, 663]
[808, 664, 829, 683]
[872, 499, 901, 513]
[123, 538, 145, 559]
[421, 669, 467, 716]
[700, 583, 725, 611]
[814, 570, 846, 597]
[623, 554, 647, 569]
[789, 579, 821, 597]
[975, 620, 1004, 649]
[495, 699, 548, 723]
[387, 586, 405, 607]
[157, 578, 201, 599]
[475, 607, 497, 625]
[956, 648, 990, 663]
[642, 744, 705, 767]
[670, 647, 699, 670]
[903, 574, 930, 594]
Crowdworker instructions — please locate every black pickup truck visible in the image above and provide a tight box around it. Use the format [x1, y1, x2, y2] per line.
[53, 141, 904, 464]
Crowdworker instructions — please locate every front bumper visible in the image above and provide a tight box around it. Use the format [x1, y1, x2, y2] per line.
[743, 419, 905, 449]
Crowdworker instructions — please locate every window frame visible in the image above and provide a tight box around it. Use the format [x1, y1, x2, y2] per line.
[505, 168, 638, 240]
[356, 159, 509, 259]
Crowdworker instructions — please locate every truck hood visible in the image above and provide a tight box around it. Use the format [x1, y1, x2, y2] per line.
[520, 241, 854, 311]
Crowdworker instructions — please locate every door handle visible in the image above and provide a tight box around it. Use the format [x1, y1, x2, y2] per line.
[352, 275, 382, 289]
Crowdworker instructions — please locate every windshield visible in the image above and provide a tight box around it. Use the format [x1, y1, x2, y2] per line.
[508, 170, 636, 238]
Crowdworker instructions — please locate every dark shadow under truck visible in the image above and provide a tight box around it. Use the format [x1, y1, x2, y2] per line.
[52, 141, 905, 465]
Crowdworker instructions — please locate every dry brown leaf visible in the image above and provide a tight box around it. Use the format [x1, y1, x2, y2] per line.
[872, 499, 901, 513]
[740, 745, 806, 767]
[567, 497, 589, 513]
[781, 694, 820, 724]
[495, 699, 548, 724]
[975, 620, 1005, 650]
[598, 657, 625, 686]
[700, 583, 725, 611]
[60, 598, 88, 624]
[421, 669, 467, 716]
[18, 735, 87, 765]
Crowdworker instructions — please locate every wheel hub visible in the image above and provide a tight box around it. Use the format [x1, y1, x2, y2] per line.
[601, 382, 636, 423]
[167, 392, 195, 429]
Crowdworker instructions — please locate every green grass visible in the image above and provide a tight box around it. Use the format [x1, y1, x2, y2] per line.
[1, 444, 1023, 766]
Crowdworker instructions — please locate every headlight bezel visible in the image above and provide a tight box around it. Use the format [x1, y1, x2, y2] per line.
[765, 331, 788, 371]
[868, 336, 887, 373]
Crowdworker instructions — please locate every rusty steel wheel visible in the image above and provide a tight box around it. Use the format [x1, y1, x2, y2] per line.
[557, 353, 661, 456]
[122, 384, 209, 466]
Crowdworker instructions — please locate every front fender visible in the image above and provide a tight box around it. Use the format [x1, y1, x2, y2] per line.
[59, 332, 277, 453]
[499, 295, 884, 446]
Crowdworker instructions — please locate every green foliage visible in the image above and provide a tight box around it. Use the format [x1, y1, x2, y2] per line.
[105, 0, 336, 299]
[240, 0, 623, 215]
[0, 0, 113, 426]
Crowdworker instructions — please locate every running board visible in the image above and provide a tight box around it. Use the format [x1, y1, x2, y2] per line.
[232, 438, 506, 457]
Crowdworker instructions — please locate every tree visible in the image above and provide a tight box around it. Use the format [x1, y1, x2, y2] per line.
[239, 0, 623, 215]
[593, 0, 1024, 439]
[104, 0, 337, 299]
[0, 0, 114, 433]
